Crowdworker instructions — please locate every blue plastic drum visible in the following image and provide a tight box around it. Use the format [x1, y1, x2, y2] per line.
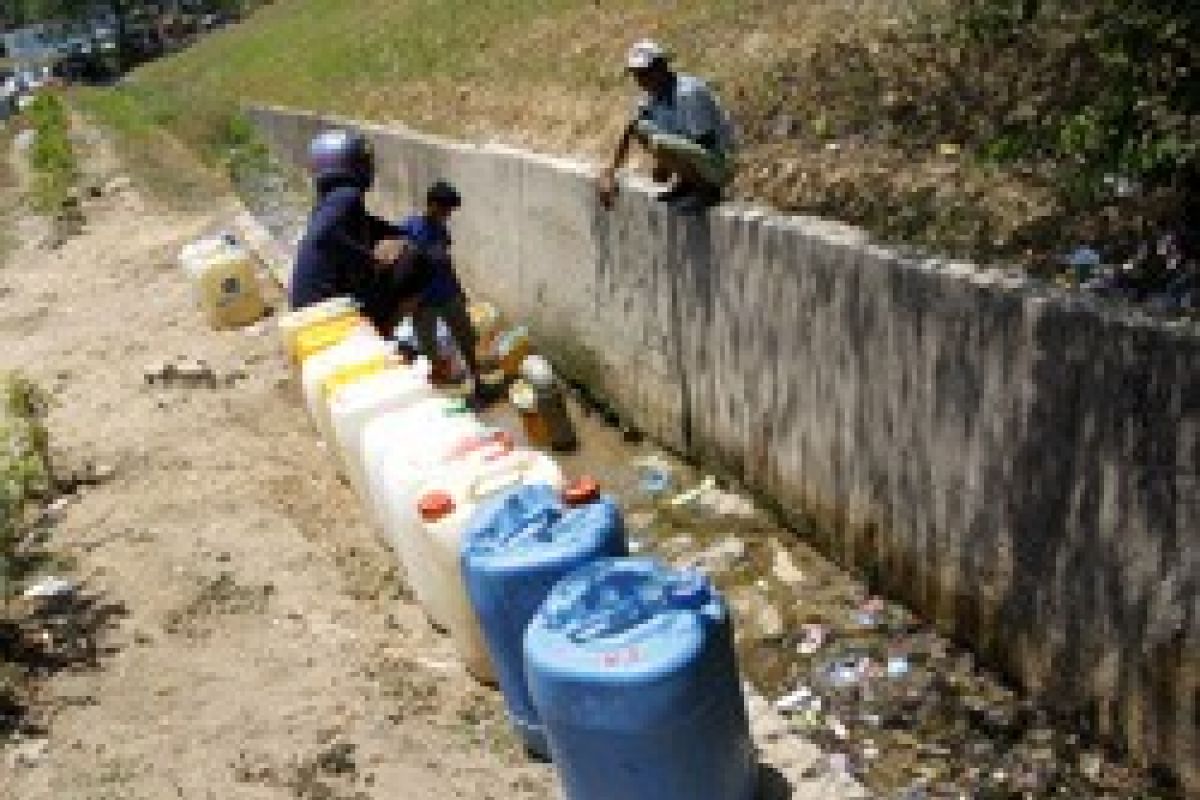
[461, 480, 627, 757]
[524, 558, 756, 800]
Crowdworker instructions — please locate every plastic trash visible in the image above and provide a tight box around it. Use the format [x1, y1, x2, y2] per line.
[775, 685, 815, 714]
[23, 576, 76, 599]
[1066, 246, 1102, 284]
[852, 596, 885, 628]
[669, 475, 717, 507]
[823, 657, 869, 689]
[634, 455, 673, 495]
[798, 623, 827, 655]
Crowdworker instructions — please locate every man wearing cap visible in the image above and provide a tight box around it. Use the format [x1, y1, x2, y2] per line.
[398, 180, 484, 400]
[598, 40, 736, 212]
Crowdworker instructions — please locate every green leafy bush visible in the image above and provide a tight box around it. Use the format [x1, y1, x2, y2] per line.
[777, 0, 1198, 261]
[959, 1, 1197, 204]
[0, 373, 51, 605]
[24, 92, 78, 214]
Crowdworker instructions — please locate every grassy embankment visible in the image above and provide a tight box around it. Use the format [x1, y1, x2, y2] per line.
[80, 0, 1197, 273]
[71, 86, 247, 211]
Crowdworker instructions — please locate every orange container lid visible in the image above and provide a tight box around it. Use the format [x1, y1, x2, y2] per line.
[563, 476, 600, 506]
[418, 491, 455, 522]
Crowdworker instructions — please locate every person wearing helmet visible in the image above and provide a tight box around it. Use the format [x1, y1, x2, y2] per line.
[397, 180, 486, 402]
[598, 40, 736, 213]
[291, 129, 424, 335]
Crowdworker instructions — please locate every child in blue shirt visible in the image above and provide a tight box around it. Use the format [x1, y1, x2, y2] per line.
[398, 181, 483, 399]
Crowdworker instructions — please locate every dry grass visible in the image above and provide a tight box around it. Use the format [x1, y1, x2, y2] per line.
[112, 0, 1177, 269]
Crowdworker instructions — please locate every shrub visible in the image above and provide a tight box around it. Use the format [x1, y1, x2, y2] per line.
[24, 92, 78, 214]
[0, 373, 50, 606]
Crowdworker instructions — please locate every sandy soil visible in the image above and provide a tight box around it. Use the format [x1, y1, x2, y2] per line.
[0, 120, 558, 800]
[0, 103, 884, 799]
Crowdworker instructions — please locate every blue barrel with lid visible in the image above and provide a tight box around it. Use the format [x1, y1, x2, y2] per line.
[461, 478, 627, 758]
[524, 558, 756, 800]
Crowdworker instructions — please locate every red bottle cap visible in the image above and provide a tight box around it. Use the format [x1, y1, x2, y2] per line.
[563, 476, 600, 506]
[418, 491, 455, 521]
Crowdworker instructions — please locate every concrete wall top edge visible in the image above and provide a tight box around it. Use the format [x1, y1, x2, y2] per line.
[248, 103, 1200, 343]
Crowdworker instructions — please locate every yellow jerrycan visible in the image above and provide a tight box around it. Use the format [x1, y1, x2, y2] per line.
[328, 359, 434, 502]
[316, 355, 398, 446]
[293, 314, 373, 365]
[193, 243, 267, 330]
[299, 334, 391, 435]
[278, 298, 361, 364]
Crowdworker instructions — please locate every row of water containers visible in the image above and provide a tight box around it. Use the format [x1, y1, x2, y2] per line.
[270, 293, 757, 800]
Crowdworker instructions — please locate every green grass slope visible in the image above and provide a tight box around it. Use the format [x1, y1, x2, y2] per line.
[113, 0, 1194, 274]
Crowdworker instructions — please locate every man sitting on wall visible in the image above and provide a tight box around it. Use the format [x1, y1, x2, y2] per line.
[597, 39, 737, 213]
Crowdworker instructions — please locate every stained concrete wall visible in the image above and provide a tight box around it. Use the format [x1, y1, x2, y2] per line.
[247, 105, 1198, 788]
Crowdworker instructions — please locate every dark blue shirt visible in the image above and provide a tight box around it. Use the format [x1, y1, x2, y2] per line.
[291, 184, 411, 333]
[397, 214, 462, 305]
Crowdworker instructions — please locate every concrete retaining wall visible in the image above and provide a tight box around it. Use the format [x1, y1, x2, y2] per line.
[247, 105, 1198, 787]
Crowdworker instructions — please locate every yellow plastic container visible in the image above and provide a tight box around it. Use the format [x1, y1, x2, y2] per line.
[467, 300, 502, 348]
[293, 315, 372, 364]
[329, 362, 434, 502]
[494, 326, 532, 378]
[278, 298, 361, 363]
[321, 356, 393, 401]
[193, 245, 267, 330]
[310, 353, 395, 443]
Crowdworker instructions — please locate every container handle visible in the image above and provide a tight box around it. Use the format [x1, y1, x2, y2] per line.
[466, 456, 537, 502]
[445, 430, 515, 463]
[495, 504, 562, 548]
[550, 571, 709, 644]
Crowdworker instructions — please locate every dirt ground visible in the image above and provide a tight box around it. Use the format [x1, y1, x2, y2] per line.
[0, 110, 874, 798]
[0, 119, 565, 800]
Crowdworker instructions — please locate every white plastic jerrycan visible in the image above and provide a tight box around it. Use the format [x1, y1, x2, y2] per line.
[363, 397, 482, 527]
[414, 446, 563, 681]
[329, 360, 434, 502]
[300, 331, 391, 428]
[372, 420, 507, 614]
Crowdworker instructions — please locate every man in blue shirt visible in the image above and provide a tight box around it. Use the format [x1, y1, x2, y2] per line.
[399, 181, 483, 398]
[598, 39, 737, 213]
